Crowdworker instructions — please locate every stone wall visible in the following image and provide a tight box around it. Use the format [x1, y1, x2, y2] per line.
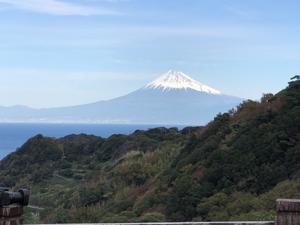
[276, 199, 300, 225]
[0, 204, 23, 225]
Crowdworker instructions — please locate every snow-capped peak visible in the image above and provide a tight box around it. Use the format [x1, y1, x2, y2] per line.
[144, 70, 221, 95]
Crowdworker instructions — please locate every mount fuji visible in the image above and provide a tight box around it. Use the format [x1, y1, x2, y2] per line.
[0, 70, 243, 125]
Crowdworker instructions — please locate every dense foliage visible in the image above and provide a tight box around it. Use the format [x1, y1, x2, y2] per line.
[0, 78, 299, 223]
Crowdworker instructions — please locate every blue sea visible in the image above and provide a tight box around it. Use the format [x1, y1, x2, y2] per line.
[0, 123, 174, 160]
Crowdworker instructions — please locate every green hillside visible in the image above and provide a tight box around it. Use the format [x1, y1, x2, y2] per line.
[0, 77, 299, 223]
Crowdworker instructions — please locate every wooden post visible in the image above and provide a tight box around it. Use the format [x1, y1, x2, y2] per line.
[276, 199, 300, 225]
[0, 204, 23, 225]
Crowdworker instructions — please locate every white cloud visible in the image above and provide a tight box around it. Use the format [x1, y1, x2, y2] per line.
[0, 0, 119, 16]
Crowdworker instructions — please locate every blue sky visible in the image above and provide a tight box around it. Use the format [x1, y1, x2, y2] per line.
[0, 0, 299, 107]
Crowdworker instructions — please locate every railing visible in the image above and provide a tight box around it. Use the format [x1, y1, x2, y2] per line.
[32, 223, 275, 225]
[1, 199, 300, 225]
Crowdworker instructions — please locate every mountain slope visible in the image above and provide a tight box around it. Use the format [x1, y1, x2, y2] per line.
[0, 70, 242, 125]
[0, 77, 299, 223]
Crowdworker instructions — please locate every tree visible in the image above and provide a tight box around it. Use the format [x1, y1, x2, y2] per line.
[261, 93, 274, 103]
[291, 75, 300, 80]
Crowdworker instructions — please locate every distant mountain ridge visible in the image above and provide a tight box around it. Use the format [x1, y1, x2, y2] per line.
[0, 70, 242, 125]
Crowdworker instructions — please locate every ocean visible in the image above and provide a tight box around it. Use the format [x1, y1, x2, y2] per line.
[0, 123, 175, 160]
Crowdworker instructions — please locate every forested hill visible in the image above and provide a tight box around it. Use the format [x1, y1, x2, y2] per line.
[0, 78, 299, 223]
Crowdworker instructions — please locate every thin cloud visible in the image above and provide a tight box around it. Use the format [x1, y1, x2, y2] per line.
[0, 0, 120, 16]
[0, 69, 145, 81]
[225, 5, 259, 20]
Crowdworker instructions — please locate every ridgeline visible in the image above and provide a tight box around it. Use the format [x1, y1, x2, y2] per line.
[0, 78, 299, 223]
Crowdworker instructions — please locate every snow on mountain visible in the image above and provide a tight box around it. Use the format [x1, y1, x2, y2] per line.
[144, 70, 221, 95]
